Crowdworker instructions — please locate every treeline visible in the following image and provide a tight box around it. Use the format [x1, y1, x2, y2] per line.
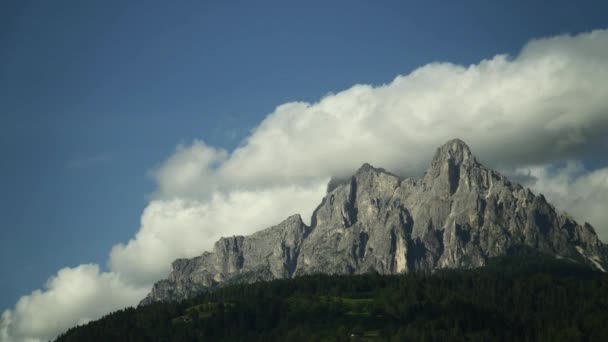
[55, 249, 608, 341]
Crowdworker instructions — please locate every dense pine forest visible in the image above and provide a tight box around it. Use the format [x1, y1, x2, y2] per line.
[55, 249, 608, 341]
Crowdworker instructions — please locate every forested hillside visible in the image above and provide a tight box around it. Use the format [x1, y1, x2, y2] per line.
[55, 250, 608, 341]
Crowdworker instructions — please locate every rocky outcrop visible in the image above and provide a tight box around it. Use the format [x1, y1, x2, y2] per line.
[139, 214, 309, 305]
[140, 139, 607, 305]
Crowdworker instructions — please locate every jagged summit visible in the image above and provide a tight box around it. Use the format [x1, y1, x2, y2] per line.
[140, 139, 607, 305]
[442, 137, 471, 151]
[423, 138, 487, 197]
[355, 162, 396, 178]
[430, 138, 478, 169]
[356, 162, 377, 174]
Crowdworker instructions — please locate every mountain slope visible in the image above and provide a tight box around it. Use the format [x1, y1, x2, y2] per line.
[57, 255, 608, 341]
[141, 139, 607, 305]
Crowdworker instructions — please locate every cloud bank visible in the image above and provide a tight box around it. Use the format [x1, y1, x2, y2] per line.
[1, 265, 147, 342]
[3, 29, 608, 341]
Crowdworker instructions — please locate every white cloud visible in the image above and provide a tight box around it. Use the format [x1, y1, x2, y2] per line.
[218, 30, 608, 184]
[3, 28, 608, 341]
[1, 265, 148, 342]
[151, 141, 228, 200]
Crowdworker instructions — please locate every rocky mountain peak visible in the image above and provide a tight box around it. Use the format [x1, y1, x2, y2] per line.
[356, 163, 382, 175]
[423, 138, 484, 196]
[355, 163, 397, 178]
[431, 138, 475, 166]
[140, 138, 608, 306]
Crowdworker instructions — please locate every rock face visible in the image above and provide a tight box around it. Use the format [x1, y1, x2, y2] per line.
[140, 214, 309, 305]
[140, 139, 607, 305]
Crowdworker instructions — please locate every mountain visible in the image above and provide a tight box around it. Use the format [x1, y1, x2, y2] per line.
[140, 139, 607, 305]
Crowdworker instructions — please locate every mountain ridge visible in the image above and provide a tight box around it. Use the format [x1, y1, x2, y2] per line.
[140, 139, 607, 305]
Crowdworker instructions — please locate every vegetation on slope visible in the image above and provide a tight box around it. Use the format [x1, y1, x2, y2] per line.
[55, 249, 608, 341]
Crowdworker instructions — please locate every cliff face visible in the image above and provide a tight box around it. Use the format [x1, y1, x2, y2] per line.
[140, 139, 607, 305]
[140, 214, 309, 305]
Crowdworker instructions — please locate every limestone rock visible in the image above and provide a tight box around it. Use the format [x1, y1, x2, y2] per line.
[140, 139, 607, 305]
[139, 214, 309, 305]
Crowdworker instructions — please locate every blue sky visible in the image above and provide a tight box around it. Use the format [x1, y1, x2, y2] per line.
[1, 0, 608, 336]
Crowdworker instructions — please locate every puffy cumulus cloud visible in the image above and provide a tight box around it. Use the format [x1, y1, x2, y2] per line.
[3, 29, 608, 341]
[152, 141, 228, 200]
[515, 162, 608, 241]
[109, 182, 326, 286]
[217, 29, 608, 185]
[0, 265, 148, 342]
